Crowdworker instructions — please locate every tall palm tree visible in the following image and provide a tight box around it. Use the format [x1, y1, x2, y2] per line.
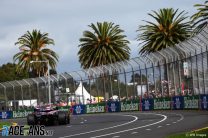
[13, 29, 58, 77]
[137, 8, 191, 55]
[191, 1, 208, 34]
[78, 22, 130, 101]
[78, 22, 130, 69]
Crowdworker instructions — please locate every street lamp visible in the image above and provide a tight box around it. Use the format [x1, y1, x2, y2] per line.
[30, 60, 51, 106]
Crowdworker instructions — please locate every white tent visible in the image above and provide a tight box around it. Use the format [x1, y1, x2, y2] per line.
[74, 82, 95, 104]
[111, 95, 118, 100]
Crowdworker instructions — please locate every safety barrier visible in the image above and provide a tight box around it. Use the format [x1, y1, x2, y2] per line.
[0, 95, 207, 119]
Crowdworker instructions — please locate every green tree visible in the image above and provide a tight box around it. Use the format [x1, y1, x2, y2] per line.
[78, 22, 130, 100]
[137, 8, 191, 55]
[0, 63, 28, 82]
[78, 22, 130, 69]
[13, 30, 59, 77]
[191, 1, 208, 34]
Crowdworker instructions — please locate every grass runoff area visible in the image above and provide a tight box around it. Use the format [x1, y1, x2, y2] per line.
[0, 122, 12, 129]
[167, 127, 208, 138]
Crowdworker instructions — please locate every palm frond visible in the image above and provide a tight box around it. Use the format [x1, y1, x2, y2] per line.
[78, 22, 130, 69]
[137, 8, 191, 55]
[13, 29, 58, 76]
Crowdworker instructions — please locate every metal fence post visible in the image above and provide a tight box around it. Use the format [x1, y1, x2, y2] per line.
[117, 62, 128, 99]
[136, 57, 148, 96]
[32, 78, 40, 105]
[0, 83, 7, 110]
[40, 77, 48, 103]
[60, 74, 68, 105]
[145, 56, 156, 96]
[8, 82, 16, 110]
[89, 68, 100, 101]
[23, 80, 32, 107]
[201, 48, 206, 94]
[73, 71, 83, 104]
[132, 58, 142, 96]
[158, 51, 170, 96]
[128, 61, 137, 98]
[16, 81, 24, 109]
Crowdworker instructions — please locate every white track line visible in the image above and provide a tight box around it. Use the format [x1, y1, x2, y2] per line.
[59, 114, 138, 138]
[112, 136, 120, 138]
[167, 113, 184, 123]
[131, 132, 138, 134]
[176, 114, 184, 122]
[90, 113, 167, 138]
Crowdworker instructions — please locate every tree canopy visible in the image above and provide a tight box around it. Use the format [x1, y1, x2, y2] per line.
[0, 63, 28, 83]
[191, 1, 208, 34]
[78, 22, 130, 69]
[13, 29, 58, 77]
[137, 8, 192, 55]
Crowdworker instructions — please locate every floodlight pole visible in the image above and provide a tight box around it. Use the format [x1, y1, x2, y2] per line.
[30, 60, 51, 106]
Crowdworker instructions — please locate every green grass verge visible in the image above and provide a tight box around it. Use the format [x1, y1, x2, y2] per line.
[0, 122, 12, 129]
[167, 127, 208, 138]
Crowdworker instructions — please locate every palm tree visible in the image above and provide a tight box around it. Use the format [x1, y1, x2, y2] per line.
[78, 22, 130, 101]
[13, 29, 58, 77]
[191, 1, 208, 34]
[78, 22, 130, 69]
[137, 8, 191, 55]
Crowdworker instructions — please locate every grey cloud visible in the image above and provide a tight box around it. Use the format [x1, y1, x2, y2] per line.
[0, 0, 203, 72]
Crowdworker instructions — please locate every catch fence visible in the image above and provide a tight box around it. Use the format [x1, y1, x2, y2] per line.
[1, 25, 208, 111]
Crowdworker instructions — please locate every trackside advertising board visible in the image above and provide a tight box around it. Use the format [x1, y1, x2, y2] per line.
[0, 111, 13, 119]
[142, 98, 154, 111]
[1, 95, 208, 120]
[107, 101, 120, 112]
[86, 103, 105, 114]
[72, 105, 85, 115]
[13, 110, 33, 118]
[200, 95, 208, 110]
[57, 106, 70, 111]
[154, 98, 171, 110]
[120, 100, 139, 112]
[184, 95, 199, 109]
[172, 96, 184, 110]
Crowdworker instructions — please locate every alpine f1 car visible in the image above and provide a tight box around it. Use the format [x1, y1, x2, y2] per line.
[27, 105, 70, 125]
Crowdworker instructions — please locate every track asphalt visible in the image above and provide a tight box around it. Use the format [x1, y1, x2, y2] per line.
[1, 111, 208, 138]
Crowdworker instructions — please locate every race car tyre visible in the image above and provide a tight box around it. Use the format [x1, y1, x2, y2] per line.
[27, 114, 35, 125]
[58, 112, 67, 125]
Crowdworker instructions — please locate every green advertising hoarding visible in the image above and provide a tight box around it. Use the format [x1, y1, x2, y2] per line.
[184, 95, 199, 109]
[120, 100, 139, 112]
[58, 106, 70, 111]
[154, 98, 171, 110]
[12, 106, 70, 118]
[13, 110, 33, 118]
[86, 103, 105, 114]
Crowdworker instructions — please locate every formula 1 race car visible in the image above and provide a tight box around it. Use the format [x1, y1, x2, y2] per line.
[27, 105, 70, 125]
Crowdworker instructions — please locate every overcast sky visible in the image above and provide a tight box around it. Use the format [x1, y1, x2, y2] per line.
[0, 0, 203, 73]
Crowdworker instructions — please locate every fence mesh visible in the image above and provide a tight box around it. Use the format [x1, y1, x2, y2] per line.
[1, 25, 208, 111]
